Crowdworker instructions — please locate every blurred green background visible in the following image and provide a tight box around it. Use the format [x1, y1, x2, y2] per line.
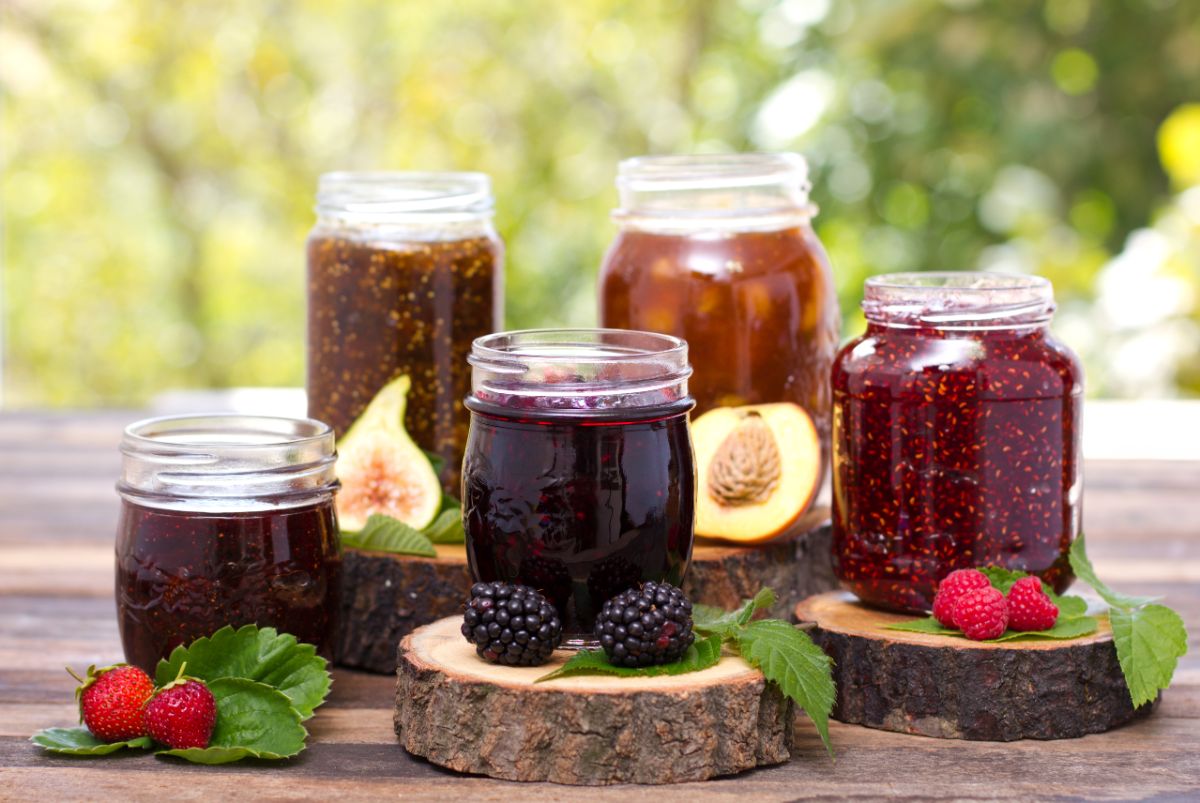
[3, 0, 1199, 407]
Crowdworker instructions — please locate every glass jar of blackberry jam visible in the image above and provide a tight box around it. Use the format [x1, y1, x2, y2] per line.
[832, 273, 1083, 613]
[307, 172, 504, 490]
[463, 329, 696, 648]
[115, 415, 343, 672]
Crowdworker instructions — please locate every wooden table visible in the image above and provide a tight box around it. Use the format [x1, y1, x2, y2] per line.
[2, 411, 1198, 800]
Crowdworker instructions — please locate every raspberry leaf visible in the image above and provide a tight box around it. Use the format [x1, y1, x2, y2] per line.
[1068, 534, 1157, 609]
[340, 513, 437, 556]
[735, 619, 835, 758]
[535, 635, 722, 682]
[1109, 604, 1188, 709]
[157, 678, 306, 764]
[694, 587, 776, 639]
[885, 617, 961, 636]
[31, 728, 152, 755]
[887, 614, 1099, 642]
[155, 625, 331, 720]
[978, 566, 1088, 617]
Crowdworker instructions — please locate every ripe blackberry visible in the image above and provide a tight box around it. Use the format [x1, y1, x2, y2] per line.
[595, 581, 695, 667]
[461, 581, 563, 666]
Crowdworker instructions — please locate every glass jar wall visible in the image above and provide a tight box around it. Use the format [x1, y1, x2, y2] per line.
[831, 273, 1083, 613]
[306, 172, 504, 490]
[115, 415, 343, 672]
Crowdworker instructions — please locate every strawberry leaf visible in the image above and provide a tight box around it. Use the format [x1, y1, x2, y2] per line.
[535, 636, 722, 682]
[736, 619, 836, 758]
[157, 678, 306, 764]
[155, 624, 331, 720]
[1110, 604, 1189, 709]
[341, 513, 437, 556]
[31, 728, 152, 755]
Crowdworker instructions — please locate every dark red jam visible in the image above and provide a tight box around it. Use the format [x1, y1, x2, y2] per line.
[832, 282, 1082, 613]
[116, 502, 342, 672]
[463, 397, 695, 640]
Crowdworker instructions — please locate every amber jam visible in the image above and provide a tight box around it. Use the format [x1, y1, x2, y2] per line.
[307, 172, 503, 490]
[832, 273, 1083, 613]
[462, 330, 696, 646]
[599, 154, 840, 474]
[115, 415, 342, 672]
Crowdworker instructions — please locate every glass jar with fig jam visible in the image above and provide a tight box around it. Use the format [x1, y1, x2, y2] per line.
[307, 172, 503, 489]
[832, 273, 1083, 613]
[463, 329, 696, 648]
[599, 154, 840, 484]
[115, 415, 342, 672]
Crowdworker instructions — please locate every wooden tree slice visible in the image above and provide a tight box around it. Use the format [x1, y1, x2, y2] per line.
[795, 592, 1153, 741]
[338, 509, 836, 673]
[394, 616, 793, 785]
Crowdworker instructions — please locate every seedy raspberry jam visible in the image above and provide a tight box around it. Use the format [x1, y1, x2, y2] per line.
[831, 273, 1082, 613]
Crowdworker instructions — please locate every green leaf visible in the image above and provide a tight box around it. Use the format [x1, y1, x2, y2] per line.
[31, 728, 152, 756]
[155, 624, 331, 720]
[977, 566, 1088, 618]
[978, 565, 1028, 593]
[157, 678, 307, 764]
[422, 449, 446, 477]
[1069, 534, 1157, 609]
[694, 587, 777, 639]
[1110, 604, 1189, 709]
[886, 614, 1100, 642]
[340, 513, 437, 557]
[423, 505, 464, 544]
[535, 635, 722, 682]
[736, 620, 836, 758]
[885, 616, 962, 636]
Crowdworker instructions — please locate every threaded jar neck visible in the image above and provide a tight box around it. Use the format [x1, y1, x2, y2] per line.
[862, 272, 1056, 331]
[315, 171, 494, 227]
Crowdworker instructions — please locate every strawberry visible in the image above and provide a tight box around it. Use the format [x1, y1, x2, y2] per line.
[143, 667, 217, 750]
[68, 664, 154, 742]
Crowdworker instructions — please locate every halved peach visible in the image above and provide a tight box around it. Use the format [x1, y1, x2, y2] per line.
[693, 402, 820, 543]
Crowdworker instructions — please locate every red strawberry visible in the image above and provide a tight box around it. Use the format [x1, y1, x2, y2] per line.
[952, 586, 1009, 640]
[932, 569, 991, 627]
[69, 664, 154, 742]
[1007, 576, 1059, 631]
[143, 670, 217, 750]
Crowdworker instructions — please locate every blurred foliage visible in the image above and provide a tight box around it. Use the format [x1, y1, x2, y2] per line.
[1, 0, 1198, 406]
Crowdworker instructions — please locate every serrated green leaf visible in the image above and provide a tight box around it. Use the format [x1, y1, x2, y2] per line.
[423, 505, 464, 544]
[978, 566, 1088, 617]
[736, 620, 836, 758]
[1110, 604, 1189, 708]
[157, 678, 306, 764]
[341, 513, 437, 557]
[155, 624, 331, 720]
[886, 614, 1099, 642]
[694, 587, 777, 639]
[885, 616, 962, 636]
[535, 636, 722, 682]
[31, 728, 152, 756]
[978, 565, 1028, 593]
[1069, 534, 1157, 609]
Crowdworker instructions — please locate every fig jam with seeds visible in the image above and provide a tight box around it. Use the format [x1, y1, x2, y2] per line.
[832, 273, 1082, 613]
[115, 415, 342, 672]
[306, 172, 503, 490]
[462, 330, 696, 646]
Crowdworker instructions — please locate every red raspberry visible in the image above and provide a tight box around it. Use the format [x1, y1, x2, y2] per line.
[932, 569, 991, 627]
[952, 586, 1009, 640]
[1007, 576, 1059, 631]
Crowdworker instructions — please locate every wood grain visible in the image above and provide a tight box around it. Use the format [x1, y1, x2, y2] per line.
[0, 412, 1198, 800]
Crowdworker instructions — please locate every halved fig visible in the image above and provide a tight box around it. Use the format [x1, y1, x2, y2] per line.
[693, 402, 820, 543]
[333, 376, 441, 532]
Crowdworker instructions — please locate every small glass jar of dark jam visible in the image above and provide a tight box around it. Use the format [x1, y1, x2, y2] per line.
[832, 273, 1083, 613]
[115, 415, 343, 672]
[463, 329, 696, 647]
[307, 172, 504, 490]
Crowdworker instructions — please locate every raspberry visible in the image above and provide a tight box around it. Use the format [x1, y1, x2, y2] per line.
[932, 569, 991, 627]
[952, 586, 1009, 640]
[1007, 576, 1059, 631]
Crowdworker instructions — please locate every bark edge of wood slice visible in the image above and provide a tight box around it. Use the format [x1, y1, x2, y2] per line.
[795, 591, 1154, 741]
[337, 509, 836, 673]
[394, 616, 794, 785]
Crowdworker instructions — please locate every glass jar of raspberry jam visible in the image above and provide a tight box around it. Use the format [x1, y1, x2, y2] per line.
[832, 273, 1083, 613]
[307, 172, 504, 491]
[599, 154, 840, 478]
[116, 415, 343, 672]
[463, 329, 696, 648]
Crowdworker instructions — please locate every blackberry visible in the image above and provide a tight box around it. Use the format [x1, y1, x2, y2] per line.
[594, 581, 695, 667]
[461, 581, 563, 666]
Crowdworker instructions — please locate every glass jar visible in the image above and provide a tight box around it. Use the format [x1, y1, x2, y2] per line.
[831, 273, 1083, 613]
[307, 172, 504, 490]
[463, 329, 696, 647]
[115, 414, 343, 672]
[598, 153, 840, 490]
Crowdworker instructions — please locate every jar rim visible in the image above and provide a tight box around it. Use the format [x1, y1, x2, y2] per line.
[315, 171, 494, 222]
[616, 153, 809, 192]
[122, 413, 333, 453]
[863, 272, 1055, 328]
